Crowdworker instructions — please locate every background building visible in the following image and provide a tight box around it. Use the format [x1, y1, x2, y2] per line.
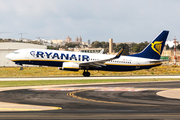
[51, 39, 63, 45]
[75, 36, 82, 44]
[162, 49, 180, 65]
[0, 42, 46, 67]
[65, 36, 72, 43]
[109, 38, 113, 54]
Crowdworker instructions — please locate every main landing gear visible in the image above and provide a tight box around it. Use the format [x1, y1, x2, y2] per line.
[83, 69, 90, 77]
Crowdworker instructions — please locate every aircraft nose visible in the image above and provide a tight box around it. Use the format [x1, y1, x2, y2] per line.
[6, 53, 13, 60]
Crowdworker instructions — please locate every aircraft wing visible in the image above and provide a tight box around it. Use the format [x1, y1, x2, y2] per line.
[79, 48, 124, 68]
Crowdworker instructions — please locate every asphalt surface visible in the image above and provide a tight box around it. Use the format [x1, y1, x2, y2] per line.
[0, 81, 180, 119]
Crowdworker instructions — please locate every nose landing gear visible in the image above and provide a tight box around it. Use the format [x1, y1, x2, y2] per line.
[20, 66, 23, 70]
[20, 64, 23, 70]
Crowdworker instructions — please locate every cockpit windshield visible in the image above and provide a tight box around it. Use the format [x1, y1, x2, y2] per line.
[13, 52, 20, 54]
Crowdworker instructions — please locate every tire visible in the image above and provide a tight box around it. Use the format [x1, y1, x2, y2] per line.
[83, 72, 90, 77]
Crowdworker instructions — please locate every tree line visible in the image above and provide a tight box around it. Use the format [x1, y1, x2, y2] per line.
[91, 41, 149, 55]
[47, 41, 150, 55]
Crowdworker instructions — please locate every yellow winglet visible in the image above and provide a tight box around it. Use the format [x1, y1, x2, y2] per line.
[115, 47, 124, 58]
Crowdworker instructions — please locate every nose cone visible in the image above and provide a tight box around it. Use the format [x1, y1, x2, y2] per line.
[6, 53, 13, 60]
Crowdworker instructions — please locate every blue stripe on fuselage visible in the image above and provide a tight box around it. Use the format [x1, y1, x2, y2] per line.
[15, 60, 64, 67]
[14, 59, 161, 71]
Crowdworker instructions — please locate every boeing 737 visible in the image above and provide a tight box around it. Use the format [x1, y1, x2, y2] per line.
[6, 30, 169, 77]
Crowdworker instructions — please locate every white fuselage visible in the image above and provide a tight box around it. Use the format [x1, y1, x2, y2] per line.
[6, 48, 161, 71]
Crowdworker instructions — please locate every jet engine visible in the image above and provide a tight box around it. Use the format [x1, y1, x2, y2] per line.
[62, 62, 79, 71]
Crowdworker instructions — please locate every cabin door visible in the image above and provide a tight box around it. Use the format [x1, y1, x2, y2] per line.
[136, 59, 140, 69]
[25, 52, 29, 59]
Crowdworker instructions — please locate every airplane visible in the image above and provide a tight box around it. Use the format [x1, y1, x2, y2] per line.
[6, 30, 169, 77]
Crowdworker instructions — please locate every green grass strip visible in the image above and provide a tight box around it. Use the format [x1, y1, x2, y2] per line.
[0, 78, 180, 87]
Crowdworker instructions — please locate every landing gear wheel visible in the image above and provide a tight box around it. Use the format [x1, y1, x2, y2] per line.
[20, 66, 23, 70]
[83, 72, 90, 77]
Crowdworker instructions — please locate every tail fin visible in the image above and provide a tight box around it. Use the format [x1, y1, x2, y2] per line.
[129, 30, 169, 59]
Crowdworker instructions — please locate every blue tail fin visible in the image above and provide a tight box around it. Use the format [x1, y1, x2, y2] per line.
[129, 30, 169, 59]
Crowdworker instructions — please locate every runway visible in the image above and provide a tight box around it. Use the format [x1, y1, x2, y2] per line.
[0, 75, 180, 81]
[0, 81, 180, 119]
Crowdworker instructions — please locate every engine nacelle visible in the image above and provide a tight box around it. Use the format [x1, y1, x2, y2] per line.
[62, 62, 79, 71]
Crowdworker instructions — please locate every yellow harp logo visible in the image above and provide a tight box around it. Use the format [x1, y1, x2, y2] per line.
[151, 41, 163, 55]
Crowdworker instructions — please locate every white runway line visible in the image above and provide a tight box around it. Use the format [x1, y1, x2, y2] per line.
[0, 75, 180, 81]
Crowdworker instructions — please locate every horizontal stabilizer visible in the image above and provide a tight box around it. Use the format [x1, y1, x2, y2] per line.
[150, 59, 169, 63]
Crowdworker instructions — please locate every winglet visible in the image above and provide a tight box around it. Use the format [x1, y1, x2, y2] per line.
[114, 47, 124, 59]
[99, 49, 104, 54]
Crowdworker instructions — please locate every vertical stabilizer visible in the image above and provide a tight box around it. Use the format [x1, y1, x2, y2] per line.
[129, 30, 169, 59]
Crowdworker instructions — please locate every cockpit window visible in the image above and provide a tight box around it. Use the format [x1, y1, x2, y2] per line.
[13, 52, 20, 54]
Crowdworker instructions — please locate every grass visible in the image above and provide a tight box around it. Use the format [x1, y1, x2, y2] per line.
[0, 78, 180, 87]
[1, 65, 180, 78]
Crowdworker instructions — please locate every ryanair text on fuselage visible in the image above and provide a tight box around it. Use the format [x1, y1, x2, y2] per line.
[30, 51, 90, 61]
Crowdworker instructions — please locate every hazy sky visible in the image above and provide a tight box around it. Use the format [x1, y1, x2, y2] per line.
[0, 0, 180, 43]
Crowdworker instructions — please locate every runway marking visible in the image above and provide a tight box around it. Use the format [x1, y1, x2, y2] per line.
[0, 102, 61, 111]
[0, 107, 61, 111]
[67, 89, 158, 106]
[172, 88, 180, 90]
[0, 108, 49, 111]
[31, 87, 148, 92]
[1, 75, 180, 81]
